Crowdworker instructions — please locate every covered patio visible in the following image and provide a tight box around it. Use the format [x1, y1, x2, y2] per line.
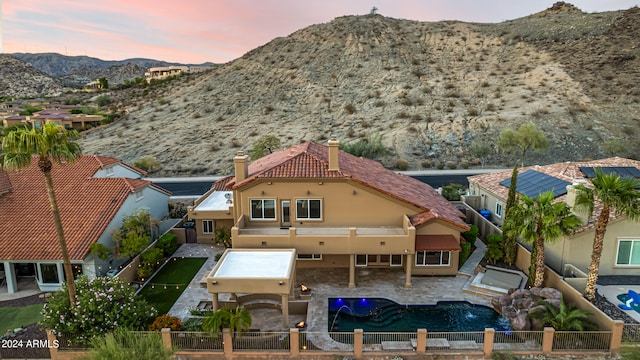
[206, 248, 297, 327]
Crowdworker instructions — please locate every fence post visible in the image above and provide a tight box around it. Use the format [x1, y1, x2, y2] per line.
[542, 327, 555, 354]
[223, 328, 233, 359]
[610, 320, 624, 353]
[290, 328, 299, 357]
[416, 329, 426, 353]
[484, 328, 495, 357]
[47, 330, 59, 360]
[354, 329, 363, 359]
[161, 328, 172, 350]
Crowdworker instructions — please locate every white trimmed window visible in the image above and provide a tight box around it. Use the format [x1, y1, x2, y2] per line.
[296, 199, 322, 220]
[495, 202, 503, 218]
[355, 254, 367, 267]
[616, 239, 640, 266]
[415, 251, 451, 266]
[250, 199, 276, 220]
[391, 255, 403, 267]
[135, 190, 144, 201]
[203, 220, 214, 234]
[297, 254, 322, 260]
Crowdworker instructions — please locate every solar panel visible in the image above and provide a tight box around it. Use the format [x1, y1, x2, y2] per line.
[579, 166, 640, 179]
[499, 170, 571, 198]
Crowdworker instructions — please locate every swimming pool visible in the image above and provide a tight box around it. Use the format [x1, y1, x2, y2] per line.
[328, 298, 511, 332]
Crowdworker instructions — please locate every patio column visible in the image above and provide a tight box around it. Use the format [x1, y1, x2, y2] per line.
[404, 254, 413, 288]
[348, 255, 356, 288]
[211, 293, 219, 311]
[281, 293, 289, 327]
[3, 262, 17, 294]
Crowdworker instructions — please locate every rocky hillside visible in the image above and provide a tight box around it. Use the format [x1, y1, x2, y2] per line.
[74, 4, 640, 175]
[58, 63, 147, 88]
[0, 55, 65, 98]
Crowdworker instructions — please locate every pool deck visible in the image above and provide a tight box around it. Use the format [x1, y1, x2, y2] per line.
[168, 241, 491, 334]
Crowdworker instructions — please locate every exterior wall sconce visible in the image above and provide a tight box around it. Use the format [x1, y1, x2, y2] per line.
[267, 181, 272, 185]
[211, 281, 217, 284]
[380, 241, 385, 246]
[279, 281, 285, 285]
[319, 241, 324, 246]
[307, 190, 311, 195]
[261, 241, 267, 246]
[352, 190, 357, 195]
[404, 249, 409, 253]
[261, 190, 265, 195]
[318, 181, 323, 185]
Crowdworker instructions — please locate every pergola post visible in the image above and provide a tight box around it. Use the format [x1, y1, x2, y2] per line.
[281, 293, 289, 327]
[404, 254, 413, 288]
[212, 293, 219, 311]
[348, 254, 356, 288]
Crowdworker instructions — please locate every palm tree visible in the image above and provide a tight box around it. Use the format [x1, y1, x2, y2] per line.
[203, 306, 252, 337]
[1, 123, 82, 306]
[506, 191, 582, 287]
[527, 297, 596, 331]
[574, 168, 640, 303]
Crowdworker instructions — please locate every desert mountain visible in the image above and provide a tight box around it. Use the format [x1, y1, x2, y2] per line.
[73, 4, 640, 175]
[0, 55, 65, 98]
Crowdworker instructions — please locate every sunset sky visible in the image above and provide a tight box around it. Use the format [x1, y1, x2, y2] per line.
[2, 0, 638, 64]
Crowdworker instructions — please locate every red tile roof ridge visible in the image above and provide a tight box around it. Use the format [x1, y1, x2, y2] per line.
[228, 141, 468, 230]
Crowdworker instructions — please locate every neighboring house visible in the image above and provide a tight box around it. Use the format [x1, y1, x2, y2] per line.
[188, 138, 469, 288]
[2, 110, 102, 130]
[0, 155, 171, 294]
[466, 157, 640, 277]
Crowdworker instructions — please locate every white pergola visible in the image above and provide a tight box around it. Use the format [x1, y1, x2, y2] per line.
[206, 248, 297, 327]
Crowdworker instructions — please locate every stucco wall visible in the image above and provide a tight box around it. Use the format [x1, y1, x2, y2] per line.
[546, 217, 640, 276]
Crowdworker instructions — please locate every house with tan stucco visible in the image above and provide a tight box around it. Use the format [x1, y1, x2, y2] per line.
[465, 157, 640, 279]
[188, 138, 469, 288]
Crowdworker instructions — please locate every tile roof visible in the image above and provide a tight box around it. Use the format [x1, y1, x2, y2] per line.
[224, 142, 468, 230]
[0, 155, 160, 261]
[0, 168, 13, 194]
[468, 157, 640, 233]
[92, 155, 148, 176]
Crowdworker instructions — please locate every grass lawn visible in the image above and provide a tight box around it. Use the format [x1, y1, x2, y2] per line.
[0, 303, 43, 334]
[138, 257, 207, 315]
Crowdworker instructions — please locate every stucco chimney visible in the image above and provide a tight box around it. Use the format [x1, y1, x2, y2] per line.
[565, 182, 589, 225]
[328, 136, 339, 171]
[233, 151, 249, 183]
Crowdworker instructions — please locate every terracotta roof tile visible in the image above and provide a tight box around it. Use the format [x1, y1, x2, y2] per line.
[227, 142, 468, 230]
[0, 168, 13, 194]
[0, 155, 159, 261]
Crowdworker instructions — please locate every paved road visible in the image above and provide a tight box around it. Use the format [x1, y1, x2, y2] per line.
[151, 169, 504, 197]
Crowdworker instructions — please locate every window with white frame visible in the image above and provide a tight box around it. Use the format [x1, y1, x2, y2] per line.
[616, 239, 640, 266]
[135, 190, 144, 201]
[415, 251, 450, 266]
[355, 254, 367, 266]
[296, 199, 322, 220]
[297, 254, 322, 260]
[105, 166, 114, 177]
[250, 199, 276, 220]
[203, 220, 214, 234]
[495, 202, 503, 218]
[40, 263, 60, 283]
[391, 254, 403, 266]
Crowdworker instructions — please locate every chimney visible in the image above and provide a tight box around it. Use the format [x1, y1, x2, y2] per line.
[565, 182, 589, 225]
[328, 136, 339, 171]
[233, 151, 249, 183]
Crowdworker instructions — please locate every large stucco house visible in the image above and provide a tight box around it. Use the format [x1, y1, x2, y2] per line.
[0, 155, 170, 294]
[188, 138, 469, 288]
[466, 157, 640, 277]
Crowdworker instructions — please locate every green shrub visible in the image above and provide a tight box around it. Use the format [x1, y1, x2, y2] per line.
[156, 233, 178, 257]
[90, 242, 112, 261]
[395, 158, 409, 171]
[40, 276, 156, 344]
[461, 224, 479, 248]
[137, 248, 164, 280]
[214, 253, 223, 261]
[85, 327, 173, 360]
[447, 162, 457, 169]
[340, 133, 389, 159]
[441, 183, 466, 201]
[459, 241, 472, 267]
[182, 317, 204, 331]
[133, 156, 161, 172]
[96, 94, 111, 107]
[436, 162, 445, 170]
[485, 233, 504, 264]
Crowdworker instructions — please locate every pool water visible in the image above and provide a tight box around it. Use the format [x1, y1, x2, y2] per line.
[328, 298, 511, 332]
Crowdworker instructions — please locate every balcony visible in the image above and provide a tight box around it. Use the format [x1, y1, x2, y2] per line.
[231, 215, 415, 254]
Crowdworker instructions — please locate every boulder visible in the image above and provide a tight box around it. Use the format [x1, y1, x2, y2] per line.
[511, 312, 531, 331]
[539, 287, 561, 300]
